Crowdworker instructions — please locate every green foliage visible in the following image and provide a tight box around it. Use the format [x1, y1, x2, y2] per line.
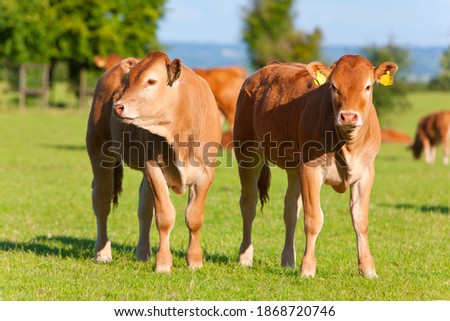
[0, 0, 166, 65]
[0, 0, 58, 63]
[1, 92, 449, 300]
[242, 0, 322, 68]
[362, 43, 412, 113]
[429, 47, 450, 90]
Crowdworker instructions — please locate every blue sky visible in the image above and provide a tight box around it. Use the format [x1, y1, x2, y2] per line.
[157, 0, 450, 47]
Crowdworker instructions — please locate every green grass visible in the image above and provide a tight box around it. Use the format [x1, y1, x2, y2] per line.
[1, 92, 449, 301]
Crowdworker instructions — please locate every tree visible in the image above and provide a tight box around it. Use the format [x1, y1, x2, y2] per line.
[0, 0, 166, 90]
[362, 42, 412, 113]
[242, 0, 322, 69]
[429, 47, 450, 90]
[0, 0, 58, 63]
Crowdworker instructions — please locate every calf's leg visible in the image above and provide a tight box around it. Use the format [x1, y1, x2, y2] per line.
[350, 166, 377, 278]
[236, 157, 264, 266]
[90, 161, 115, 262]
[184, 172, 214, 269]
[135, 176, 155, 261]
[442, 130, 449, 165]
[299, 165, 324, 277]
[145, 161, 176, 273]
[281, 169, 302, 267]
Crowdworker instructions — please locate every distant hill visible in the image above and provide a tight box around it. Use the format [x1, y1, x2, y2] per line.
[163, 42, 447, 82]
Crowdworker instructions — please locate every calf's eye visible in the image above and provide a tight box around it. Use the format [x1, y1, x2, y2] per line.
[147, 79, 157, 86]
[365, 85, 371, 91]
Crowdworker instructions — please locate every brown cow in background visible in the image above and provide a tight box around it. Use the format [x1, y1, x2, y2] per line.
[93, 53, 123, 71]
[234, 56, 398, 278]
[410, 110, 450, 165]
[193, 66, 248, 131]
[381, 128, 412, 144]
[86, 51, 222, 273]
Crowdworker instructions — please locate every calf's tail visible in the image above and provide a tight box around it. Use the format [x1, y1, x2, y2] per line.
[257, 161, 271, 210]
[112, 161, 123, 207]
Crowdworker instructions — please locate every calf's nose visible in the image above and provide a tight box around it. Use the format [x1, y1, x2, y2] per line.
[114, 103, 125, 116]
[338, 111, 360, 126]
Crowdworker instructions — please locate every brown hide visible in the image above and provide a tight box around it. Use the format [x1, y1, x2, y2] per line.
[381, 128, 412, 144]
[193, 66, 248, 129]
[234, 56, 398, 278]
[93, 53, 123, 71]
[86, 51, 222, 273]
[410, 110, 450, 164]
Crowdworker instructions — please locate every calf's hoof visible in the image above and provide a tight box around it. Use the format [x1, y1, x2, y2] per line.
[281, 248, 296, 268]
[135, 245, 151, 262]
[155, 252, 172, 274]
[238, 244, 254, 267]
[360, 268, 378, 279]
[300, 258, 316, 278]
[187, 252, 203, 270]
[95, 240, 112, 263]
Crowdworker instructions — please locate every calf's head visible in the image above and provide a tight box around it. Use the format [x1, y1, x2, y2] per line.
[308, 55, 398, 130]
[113, 51, 182, 125]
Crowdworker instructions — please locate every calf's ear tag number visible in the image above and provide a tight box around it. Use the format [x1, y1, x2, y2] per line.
[314, 71, 327, 86]
[379, 71, 393, 86]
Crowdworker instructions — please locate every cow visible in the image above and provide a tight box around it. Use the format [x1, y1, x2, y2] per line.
[233, 56, 398, 278]
[409, 110, 450, 165]
[93, 53, 123, 71]
[193, 66, 248, 130]
[86, 51, 222, 273]
[381, 128, 412, 144]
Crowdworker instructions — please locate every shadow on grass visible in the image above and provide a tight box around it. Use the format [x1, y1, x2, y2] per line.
[40, 144, 86, 151]
[382, 203, 449, 215]
[0, 235, 132, 260]
[1, 235, 234, 264]
[170, 248, 232, 264]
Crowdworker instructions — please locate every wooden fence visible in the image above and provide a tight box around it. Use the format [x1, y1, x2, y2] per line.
[1, 64, 96, 109]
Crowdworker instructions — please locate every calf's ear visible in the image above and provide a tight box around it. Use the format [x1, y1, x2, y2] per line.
[167, 58, 182, 87]
[374, 62, 398, 86]
[120, 57, 141, 74]
[306, 61, 331, 86]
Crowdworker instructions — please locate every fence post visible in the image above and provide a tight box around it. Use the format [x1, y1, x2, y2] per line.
[79, 69, 87, 109]
[1, 66, 7, 109]
[19, 64, 26, 111]
[41, 64, 49, 109]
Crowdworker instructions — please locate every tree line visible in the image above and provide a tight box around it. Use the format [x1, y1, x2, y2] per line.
[1, 0, 449, 110]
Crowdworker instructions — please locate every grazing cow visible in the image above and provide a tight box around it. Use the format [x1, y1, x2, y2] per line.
[193, 66, 248, 130]
[234, 56, 398, 278]
[381, 128, 412, 144]
[410, 110, 450, 165]
[93, 53, 123, 71]
[86, 51, 222, 273]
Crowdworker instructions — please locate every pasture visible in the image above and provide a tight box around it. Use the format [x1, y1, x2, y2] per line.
[0, 91, 449, 301]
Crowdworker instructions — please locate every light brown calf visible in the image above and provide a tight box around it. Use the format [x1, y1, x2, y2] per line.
[86, 51, 222, 273]
[410, 110, 450, 165]
[193, 66, 248, 130]
[234, 56, 398, 277]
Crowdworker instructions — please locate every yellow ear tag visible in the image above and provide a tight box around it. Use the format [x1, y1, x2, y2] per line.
[379, 71, 393, 86]
[314, 70, 327, 86]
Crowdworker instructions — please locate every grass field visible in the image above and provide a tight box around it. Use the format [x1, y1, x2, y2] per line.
[0, 91, 449, 301]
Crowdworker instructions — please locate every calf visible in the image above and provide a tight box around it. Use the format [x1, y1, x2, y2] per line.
[86, 51, 222, 273]
[234, 56, 398, 277]
[410, 110, 450, 165]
